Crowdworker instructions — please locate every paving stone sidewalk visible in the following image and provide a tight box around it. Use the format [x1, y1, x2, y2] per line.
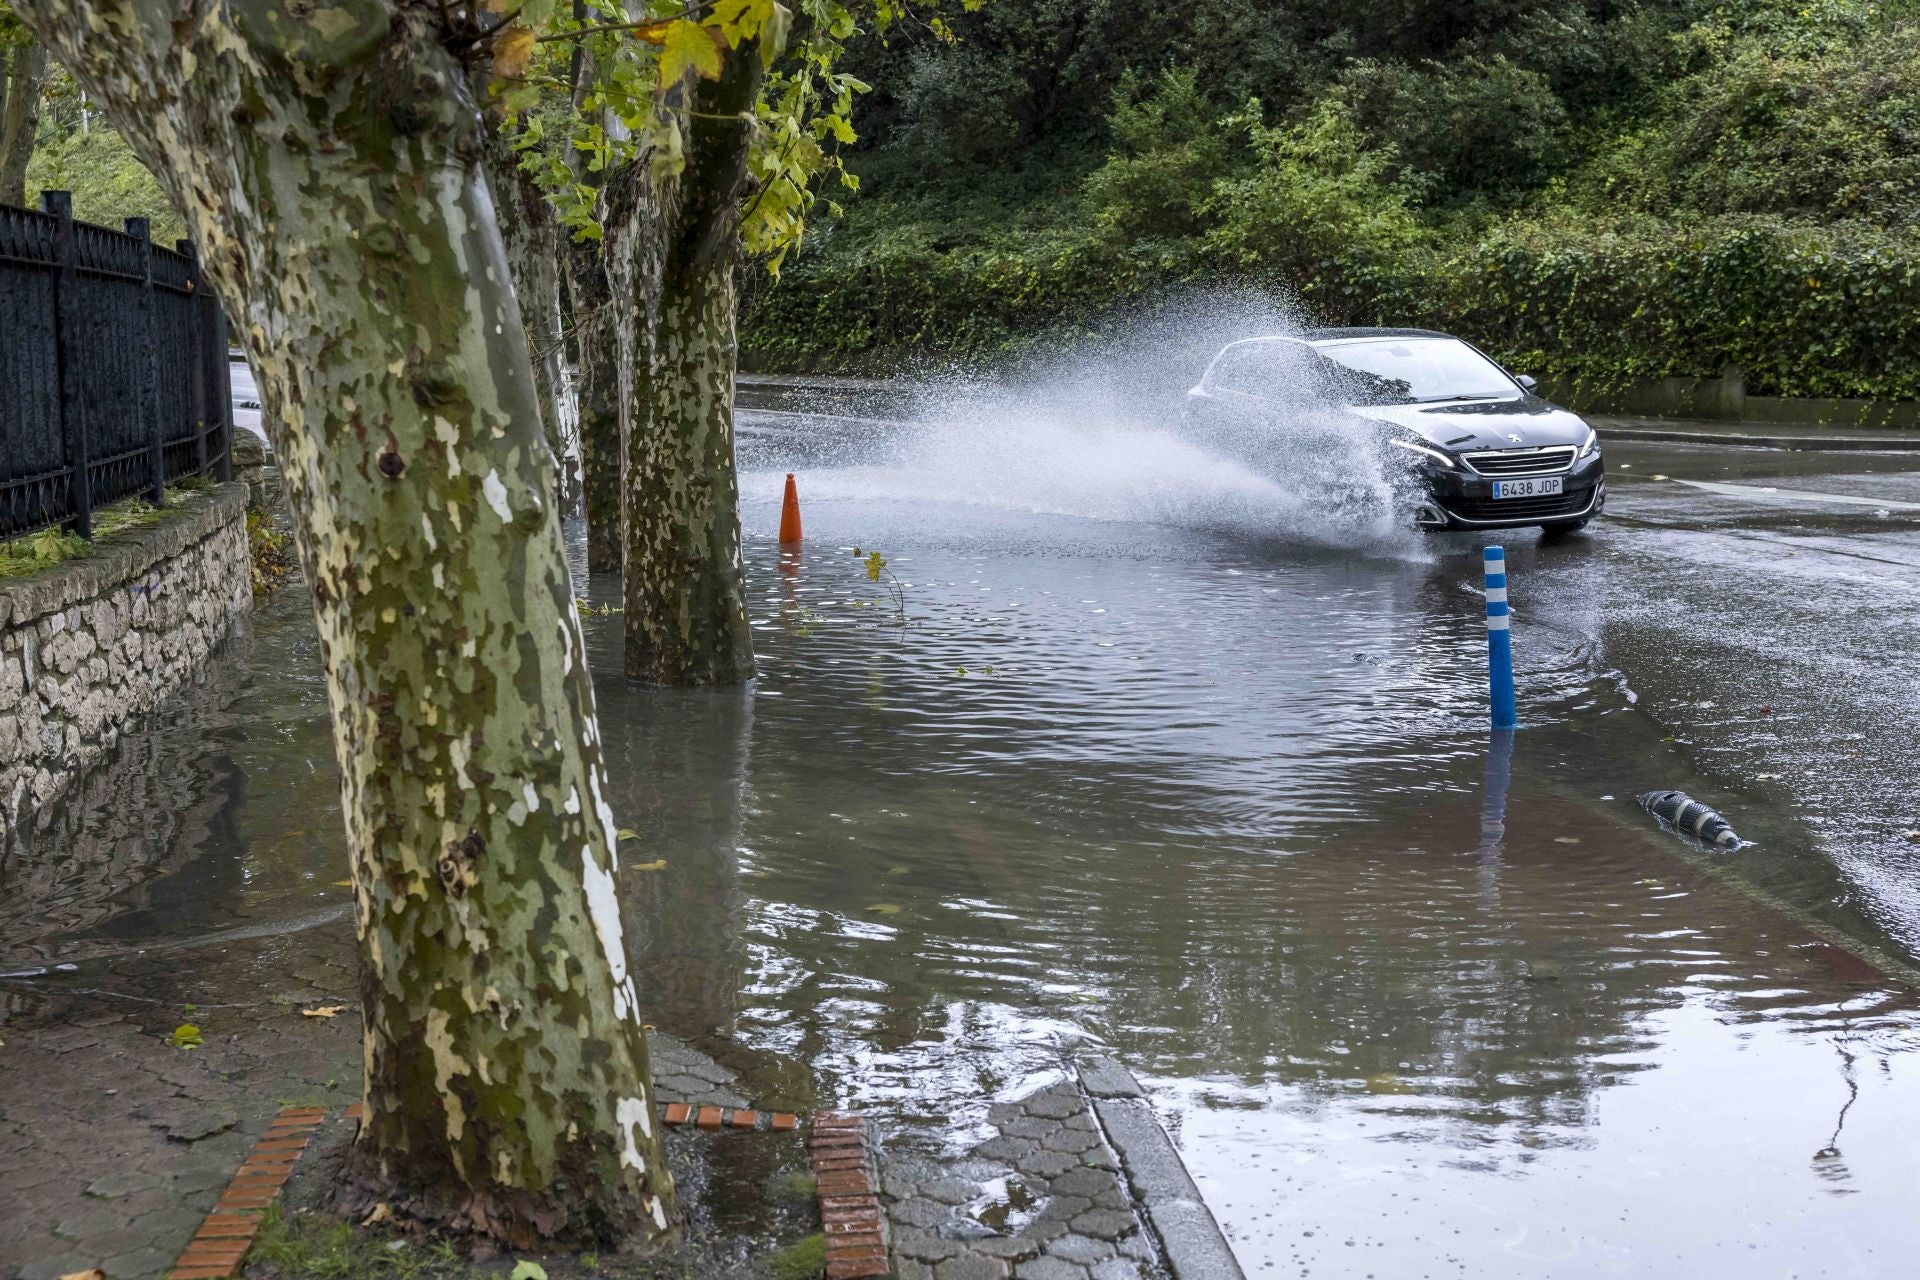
[878, 1059, 1242, 1280]
[0, 931, 756, 1280]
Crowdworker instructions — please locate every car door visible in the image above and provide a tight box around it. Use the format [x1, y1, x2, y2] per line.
[1187, 340, 1339, 464]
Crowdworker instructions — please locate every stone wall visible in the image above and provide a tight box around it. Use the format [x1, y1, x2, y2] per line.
[0, 484, 252, 832]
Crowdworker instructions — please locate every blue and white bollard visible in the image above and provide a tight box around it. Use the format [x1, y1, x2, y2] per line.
[1484, 546, 1517, 730]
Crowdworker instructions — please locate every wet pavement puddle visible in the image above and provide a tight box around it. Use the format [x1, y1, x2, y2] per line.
[5, 421, 1920, 1278]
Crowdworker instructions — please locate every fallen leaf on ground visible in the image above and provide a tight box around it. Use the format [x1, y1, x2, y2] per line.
[509, 1263, 549, 1280]
[362, 1203, 391, 1226]
[867, 903, 902, 915]
[1554, 837, 1581, 845]
[332, 879, 352, 887]
[631, 859, 667, 872]
[302, 1005, 347, 1019]
[59, 1270, 105, 1280]
[166, 1023, 202, 1050]
[617, 828, 640, 842]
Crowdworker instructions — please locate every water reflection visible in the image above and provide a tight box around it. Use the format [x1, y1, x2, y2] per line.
[3, 455, 1916, 1274]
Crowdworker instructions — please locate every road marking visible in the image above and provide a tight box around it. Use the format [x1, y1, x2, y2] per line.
[1670, 478, 1920, 511]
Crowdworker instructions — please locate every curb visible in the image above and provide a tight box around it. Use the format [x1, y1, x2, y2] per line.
[661, 1102, 800, 1132]
[1077, 1058, 1245, 1280]
[1597, 424, 1920, 452]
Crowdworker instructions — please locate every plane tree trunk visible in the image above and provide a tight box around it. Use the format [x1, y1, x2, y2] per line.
[612, 49, 761, 686]
[13, 0, 673, 1248]
[570, 235, 623, 572]
[491, 133, 579, 514]
[0, 36, 50, 206]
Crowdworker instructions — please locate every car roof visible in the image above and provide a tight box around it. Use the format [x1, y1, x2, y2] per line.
[1299, 327, 1453, 345]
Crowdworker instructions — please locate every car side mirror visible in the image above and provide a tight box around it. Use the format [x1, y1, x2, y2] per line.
[1515, 374, 1538, 392]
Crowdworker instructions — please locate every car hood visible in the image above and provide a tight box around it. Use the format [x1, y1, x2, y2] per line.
[1345, 397, 1592, 451]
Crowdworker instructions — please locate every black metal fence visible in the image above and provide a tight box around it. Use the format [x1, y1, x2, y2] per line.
[0, 190, 233, 540]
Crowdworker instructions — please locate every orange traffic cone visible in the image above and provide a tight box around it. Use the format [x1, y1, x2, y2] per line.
[778, 473, 803, 544]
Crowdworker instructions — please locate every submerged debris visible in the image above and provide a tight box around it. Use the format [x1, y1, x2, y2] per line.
[1638, 790, 1741, 848]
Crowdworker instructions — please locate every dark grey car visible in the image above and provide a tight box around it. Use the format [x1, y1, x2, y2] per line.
[1185, 327, 1605, 534]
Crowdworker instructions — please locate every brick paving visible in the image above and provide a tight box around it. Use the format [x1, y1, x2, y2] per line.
[811, 1114, 886, 1279]
[166, 1106, 323, 1280]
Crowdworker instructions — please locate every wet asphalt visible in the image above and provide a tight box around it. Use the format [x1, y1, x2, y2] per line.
[1514, 440, 1920, 958]
[6, 406, 1920, 1279]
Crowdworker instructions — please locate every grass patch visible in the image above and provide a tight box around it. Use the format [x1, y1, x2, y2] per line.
[250, 1203, 459, 1280]
[770, 1233, 826, 1280]
[767, 1171, 817, 1207]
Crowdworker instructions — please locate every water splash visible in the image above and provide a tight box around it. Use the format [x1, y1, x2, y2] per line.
[746, 288, 1424, 553]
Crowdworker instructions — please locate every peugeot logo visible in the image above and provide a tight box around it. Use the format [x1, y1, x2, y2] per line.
[1506, 433, 1524, 443]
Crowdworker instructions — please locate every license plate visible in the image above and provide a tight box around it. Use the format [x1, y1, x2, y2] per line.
[1493, 477, 1563, 500]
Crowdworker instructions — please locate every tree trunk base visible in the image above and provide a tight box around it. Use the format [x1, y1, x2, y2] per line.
[333, 1145, 668, 1254]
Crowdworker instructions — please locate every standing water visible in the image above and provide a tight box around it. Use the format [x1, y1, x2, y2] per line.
[5, 324, 1919, 1277]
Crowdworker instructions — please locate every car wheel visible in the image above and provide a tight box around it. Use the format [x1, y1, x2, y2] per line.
[1539, 518, 1591, 542]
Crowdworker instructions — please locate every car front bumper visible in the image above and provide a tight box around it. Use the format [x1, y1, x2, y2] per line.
[1414, 452, 1607, 529]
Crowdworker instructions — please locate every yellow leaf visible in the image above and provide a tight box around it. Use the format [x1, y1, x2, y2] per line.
[659, 18, 725, 83]
[631, 859, 668, 872]
[332, 879, 352, 887]
[492, 25, 536, 81]
[867, 903, 901, 915]
[362, 1203, 391, 1227]
[59, 1270, 106, 1280]
[302, 1005, 347, 1019]
[617, 828, 641, 842]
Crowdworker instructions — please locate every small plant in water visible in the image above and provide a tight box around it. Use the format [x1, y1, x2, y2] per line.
[854, 546, 907, 624]
[249, 510, 297, 597]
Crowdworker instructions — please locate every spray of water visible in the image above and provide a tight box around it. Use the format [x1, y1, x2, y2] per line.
[751, 287, 1426, 554]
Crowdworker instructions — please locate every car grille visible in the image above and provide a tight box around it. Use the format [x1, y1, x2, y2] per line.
[1445, 486, 1592, 521]
[1461, 445, 1577, 477]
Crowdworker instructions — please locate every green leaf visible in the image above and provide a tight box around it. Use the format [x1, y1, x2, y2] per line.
[167, 1024, 203, 1050]
[510, 1264, 548, 1280]
[659, 19, 724, 83]
[759, 2, 793, 66]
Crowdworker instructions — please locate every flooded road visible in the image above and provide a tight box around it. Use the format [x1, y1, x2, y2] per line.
[5, 408, 1920, 1277]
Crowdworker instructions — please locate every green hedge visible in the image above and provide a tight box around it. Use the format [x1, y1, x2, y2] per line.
[743, 215, 1920, 402]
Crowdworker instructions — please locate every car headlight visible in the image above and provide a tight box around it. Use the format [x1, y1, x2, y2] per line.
[1389, 437, 1455, 469]
[1578, 426, 1599, 459]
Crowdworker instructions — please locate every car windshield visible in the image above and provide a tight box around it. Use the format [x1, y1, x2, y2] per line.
[1209, 341, 1410, 406]
[1315, 338, 1519, 403]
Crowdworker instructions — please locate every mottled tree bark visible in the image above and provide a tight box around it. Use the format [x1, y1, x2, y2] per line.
[570, 237, 623, 573]
[563, 11, 622, 573]
[14, 0, 673, 1248]
[612, 50, 762, 686]
[0, 36, 49, 207]
[490, 133, 579, 514]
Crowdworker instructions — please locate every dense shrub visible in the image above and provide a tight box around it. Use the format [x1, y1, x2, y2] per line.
[746, 1, 1917, 404]
[1436, 217, 1920, 399]
[744, 213, 1920, 401]
[1564, 24, 1920, 226]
